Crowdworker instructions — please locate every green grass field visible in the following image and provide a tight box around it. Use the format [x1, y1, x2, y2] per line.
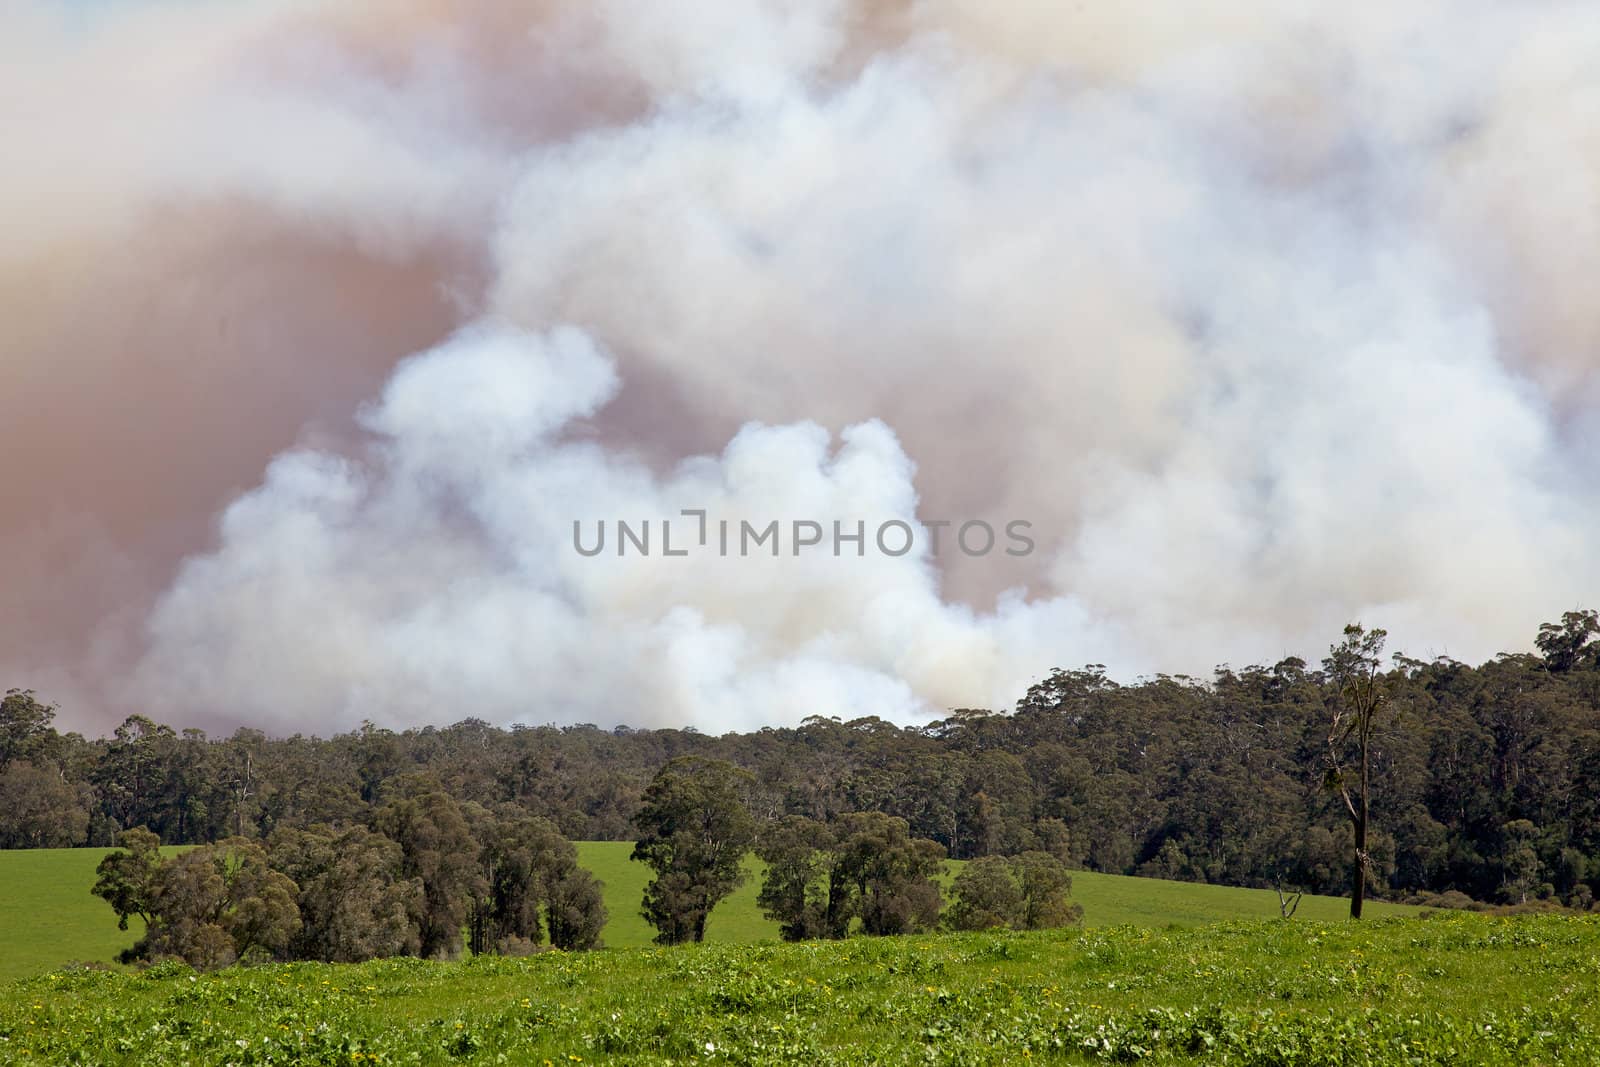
[572, 842, 780, 948]
[4, 913, 1598, 1064]
[0, 848, 151, 984]
[571, 841, 1416, 945]
[0, 844, 1414, 982]
[1060, 867, 1415, 927]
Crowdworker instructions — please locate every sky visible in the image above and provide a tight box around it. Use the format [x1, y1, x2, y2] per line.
[4, 0, 1598, 736]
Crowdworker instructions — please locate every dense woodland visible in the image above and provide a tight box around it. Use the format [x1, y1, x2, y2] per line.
[4, 611, 1600, 913]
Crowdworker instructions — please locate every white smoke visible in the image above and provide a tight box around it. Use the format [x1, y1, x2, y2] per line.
[7, 1, 1600, 732]
[136, 324, 1118, 732]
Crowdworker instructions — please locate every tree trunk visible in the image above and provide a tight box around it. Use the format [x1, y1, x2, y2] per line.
[1350, 815, 1366, 919]
[1351, 745, 1369, 920]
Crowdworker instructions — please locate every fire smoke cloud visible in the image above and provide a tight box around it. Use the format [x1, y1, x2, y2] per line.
[4, 0, 1598, 734]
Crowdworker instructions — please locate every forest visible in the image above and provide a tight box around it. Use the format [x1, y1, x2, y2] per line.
[3, 610, 1599, 917]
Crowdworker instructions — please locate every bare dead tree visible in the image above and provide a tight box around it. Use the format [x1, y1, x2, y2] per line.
[1274, 877, 1303, 919]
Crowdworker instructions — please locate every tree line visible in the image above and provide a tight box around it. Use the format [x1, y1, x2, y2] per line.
[87, 753, 1081, 970]
[91, 785, 606, 969]
[6, 610, 1600, 914]
[630, 755, 1081, 945]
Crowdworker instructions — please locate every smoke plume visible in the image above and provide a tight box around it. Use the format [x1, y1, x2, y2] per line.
[5, 0, 1598, 733]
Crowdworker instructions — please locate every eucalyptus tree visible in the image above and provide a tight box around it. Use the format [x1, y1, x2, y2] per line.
[1323, 623, 1390, 919]
[632, 756, 756, 944]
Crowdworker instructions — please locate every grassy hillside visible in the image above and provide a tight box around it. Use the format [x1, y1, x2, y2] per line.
[4, 913, 1597, 1064]
[0, 848, 149, 983]
[1062, 866, 1416, 927]
[0, 844, 1413, 982]
[573, 842, 780, 947]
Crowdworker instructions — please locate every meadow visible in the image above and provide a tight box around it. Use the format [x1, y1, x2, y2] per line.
[3, 913, 1598, 1064]
[0, 844, 1418, 981]
[5, 846, 1594, 1064]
